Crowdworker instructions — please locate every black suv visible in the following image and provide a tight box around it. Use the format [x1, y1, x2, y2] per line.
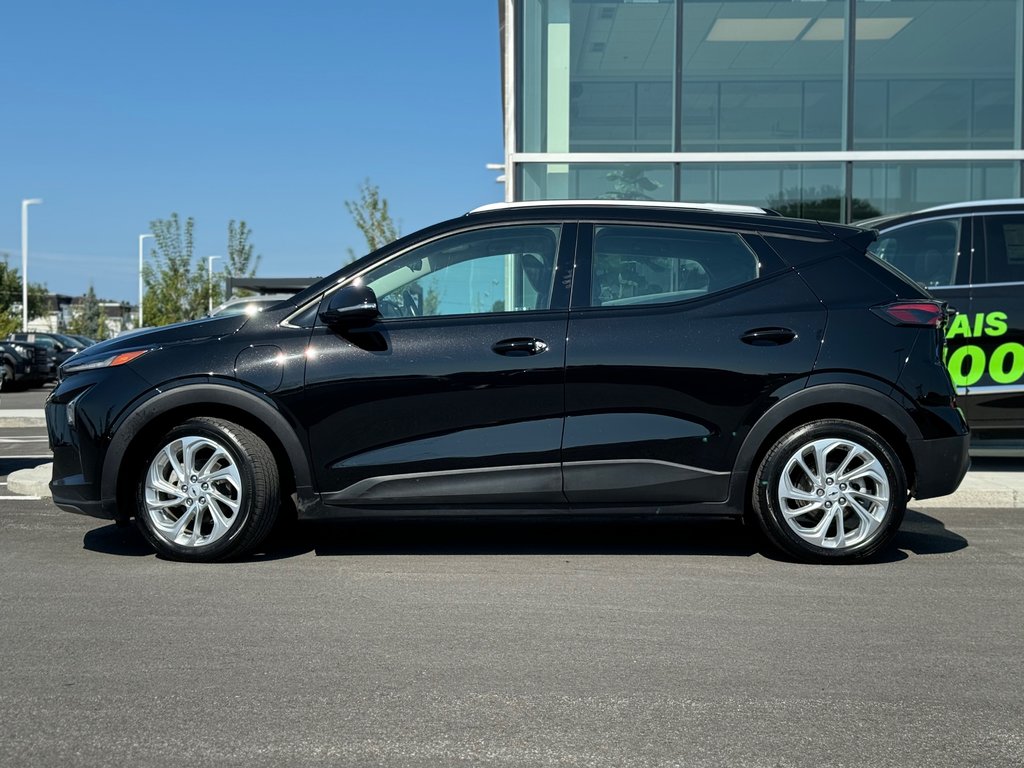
[9, 332, 85, 381]
[1, 340, 46, 390]
[859, 199, 1024, 455]
[45, 201, 969, 564]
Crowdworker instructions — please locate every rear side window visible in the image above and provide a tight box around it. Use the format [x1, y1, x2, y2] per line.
[870, 218, 961, 287]
[982, 214, 1024, 284]
[590, 225, 760, 308]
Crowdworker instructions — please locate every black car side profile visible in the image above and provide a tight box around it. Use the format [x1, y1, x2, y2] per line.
[45, 201, 970, 563]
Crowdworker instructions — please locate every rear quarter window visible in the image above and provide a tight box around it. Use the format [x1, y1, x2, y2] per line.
[590, 225, 761, 308]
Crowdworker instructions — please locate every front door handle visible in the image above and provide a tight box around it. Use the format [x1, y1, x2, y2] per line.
[740, 327, 797, 346]
[492, 337, 549, 356]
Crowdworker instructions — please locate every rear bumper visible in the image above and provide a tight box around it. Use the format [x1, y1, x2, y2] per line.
[910, 432, 971, 500]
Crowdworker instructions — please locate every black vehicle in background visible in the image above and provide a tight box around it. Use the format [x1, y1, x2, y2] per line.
[8, 332, 86, 380]
[46, 201, 969, 564]
[65, 334, 97, 347]
[860, 199, 1024, 455]
[1, 340, 47, 390]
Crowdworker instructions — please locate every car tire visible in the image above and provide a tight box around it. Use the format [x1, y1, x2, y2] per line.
[135, 417, 280, 562]
[751, 419, 907, 563]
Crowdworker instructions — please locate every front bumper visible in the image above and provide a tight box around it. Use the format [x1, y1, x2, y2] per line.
[50, 494, 115, 520]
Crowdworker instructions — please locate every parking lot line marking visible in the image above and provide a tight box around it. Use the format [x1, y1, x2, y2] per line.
[0, 495, 42, 500]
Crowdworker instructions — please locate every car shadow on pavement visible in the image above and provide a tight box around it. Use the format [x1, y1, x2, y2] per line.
[299, 517, 761, 558]
[891, 508, 969, 558]
[81, 510, 968, 563]
[82, 524, 154, 557]
[82, 516, 763, 560]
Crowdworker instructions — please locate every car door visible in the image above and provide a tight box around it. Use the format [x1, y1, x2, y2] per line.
[562, 221, 826, 505]
[296, 222, 576, 508]
[962, 211, 1024, 440]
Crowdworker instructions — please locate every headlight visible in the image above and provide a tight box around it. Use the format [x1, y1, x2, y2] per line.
[11, 344, 31, 358]
[62, 349, 150, 375]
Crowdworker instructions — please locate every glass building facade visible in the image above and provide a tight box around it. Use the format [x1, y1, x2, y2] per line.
[503, 0, 1024, 221]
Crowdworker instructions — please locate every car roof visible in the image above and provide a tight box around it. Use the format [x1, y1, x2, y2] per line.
[469, 199, 777, 216]
[858, 199, 1024, 229]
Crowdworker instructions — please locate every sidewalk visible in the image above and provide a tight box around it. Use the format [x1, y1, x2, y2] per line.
[1, 409, 46, 428]
[4, 409, 1023, 506]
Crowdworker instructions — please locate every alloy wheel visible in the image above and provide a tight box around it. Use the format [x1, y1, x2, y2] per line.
[143, 434, 243, 548]
[776, 437, 891, 551]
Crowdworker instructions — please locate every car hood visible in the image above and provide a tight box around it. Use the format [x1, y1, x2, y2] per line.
[66, 315, 251, 363]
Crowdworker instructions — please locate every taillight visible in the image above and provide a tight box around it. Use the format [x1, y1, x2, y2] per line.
[872, 301, 947, 328]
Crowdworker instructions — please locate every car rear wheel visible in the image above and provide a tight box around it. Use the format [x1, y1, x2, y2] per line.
[751, 419, 907, 563]
[135, 417, 279, 562]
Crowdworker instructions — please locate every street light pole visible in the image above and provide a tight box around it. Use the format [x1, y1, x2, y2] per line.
[207, 256, 221, 314]
[21, 198, 43, 332]
[138, 234, 154, 328]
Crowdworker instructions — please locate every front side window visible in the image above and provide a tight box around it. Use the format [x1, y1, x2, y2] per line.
[871, 218, 961, 287]
[590, 225, 760, 308]
[362, 225, 561, 318]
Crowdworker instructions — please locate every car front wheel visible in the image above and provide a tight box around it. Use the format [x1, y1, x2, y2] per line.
[135, 417, 279, 562]
[751, 419, 907, 563]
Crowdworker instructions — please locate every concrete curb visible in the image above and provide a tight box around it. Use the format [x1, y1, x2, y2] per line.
[8, 463, 52, 498]
[0, 409, 46, 428]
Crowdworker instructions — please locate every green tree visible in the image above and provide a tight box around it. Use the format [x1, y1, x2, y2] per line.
[767, 186, 882, 222]
[226, 220, 261, 297]
[345, 179, 400, 261]
[598, 166, 663, 200]
[0, 254, 49, 336]
[144, 213, 208, 325]
[68, 284, 108, 340]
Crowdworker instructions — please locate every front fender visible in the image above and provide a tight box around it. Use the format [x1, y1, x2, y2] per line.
[100, 381, 313, 520]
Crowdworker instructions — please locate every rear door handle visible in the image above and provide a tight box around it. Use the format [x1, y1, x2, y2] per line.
[740, 327, 797, 346]
[492, 337, 549, 356]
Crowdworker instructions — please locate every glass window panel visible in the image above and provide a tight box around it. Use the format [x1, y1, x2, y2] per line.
[364, 226, 561, 317]
[983, 214, 1024, 284]
[519, 163, 674, 201]
[681, 0, 845, 151]
[591, 225, 759, 308]
[680, 163, 850, 220]
[520, 0, 676, 153]
[871, 218, 962, 288]
[853, 1, 1018, 150]
[852, 162, 1021, 216]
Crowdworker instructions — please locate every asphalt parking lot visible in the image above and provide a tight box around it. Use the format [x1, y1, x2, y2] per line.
[1, 384, 1022, 767]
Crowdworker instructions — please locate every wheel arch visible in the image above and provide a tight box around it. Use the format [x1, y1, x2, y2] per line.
[730, 384, 920, 510]
[102, 383, 312, 523]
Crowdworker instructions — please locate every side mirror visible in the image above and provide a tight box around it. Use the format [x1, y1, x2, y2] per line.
[319, 283, 380, 327]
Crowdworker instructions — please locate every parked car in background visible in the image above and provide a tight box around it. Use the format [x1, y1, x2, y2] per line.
[8, 332, 84, 381]
[46, 201, 969, 564]
[0, 340, 47, 390]
[859, 199, 1024, 455]
[64, 334, 97, 347]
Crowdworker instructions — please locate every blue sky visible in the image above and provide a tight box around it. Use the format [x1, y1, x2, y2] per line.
[0, 0, 505, 303]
